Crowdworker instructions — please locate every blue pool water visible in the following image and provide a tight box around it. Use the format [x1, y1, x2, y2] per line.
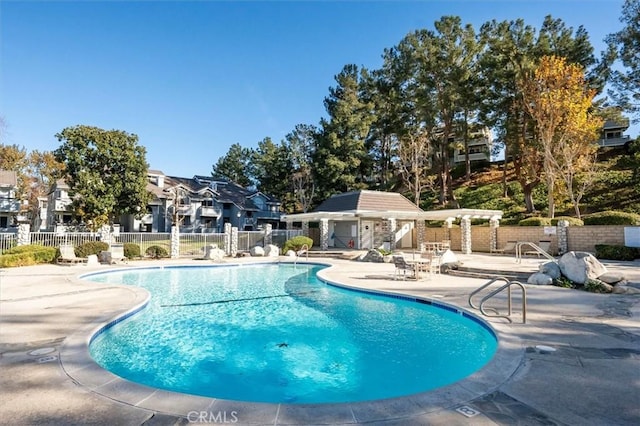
[86, 264, 497, 404]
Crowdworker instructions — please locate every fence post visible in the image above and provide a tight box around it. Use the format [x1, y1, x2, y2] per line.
[224, 223, 232, 256]
[557, 220, 569, 255]
[99, 224, 112, 246]
[17, 223, 31, 246]
[231, 226, 238, 257]
[264, 223, 272, 247]
[170, 225, 180, 259]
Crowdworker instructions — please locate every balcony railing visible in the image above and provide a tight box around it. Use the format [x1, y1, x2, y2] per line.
[0, 199, 21, 212]
[54, 200, 72, 211]
[597, 135, 631, 147]
[199, 206, 221, 217]
[254, 210, 282, 219]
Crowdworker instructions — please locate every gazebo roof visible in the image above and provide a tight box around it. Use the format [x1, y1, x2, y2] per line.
[281, 190, 502, 222]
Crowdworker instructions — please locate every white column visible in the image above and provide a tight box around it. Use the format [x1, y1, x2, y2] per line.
[490, 217, 500, 253]
[461, 216, 472, 254]
[320, 218, 329, 251]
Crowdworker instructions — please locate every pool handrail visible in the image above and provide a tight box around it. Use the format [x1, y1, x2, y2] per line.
[515, 241, 556, 264]
[294, 244, 309, 265]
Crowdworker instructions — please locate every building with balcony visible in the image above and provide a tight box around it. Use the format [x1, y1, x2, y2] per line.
[0, 170, 22, 231]
[45, 179, 74, 231]
[597, 120, 632, 148]
[452, 127, 493, 164]
[121, 171, 281, 233]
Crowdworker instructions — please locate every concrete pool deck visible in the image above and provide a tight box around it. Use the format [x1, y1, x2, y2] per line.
[1, 254, 639, 425]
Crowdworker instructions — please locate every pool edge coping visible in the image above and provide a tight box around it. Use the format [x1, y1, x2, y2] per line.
[60, 260, 525, 424]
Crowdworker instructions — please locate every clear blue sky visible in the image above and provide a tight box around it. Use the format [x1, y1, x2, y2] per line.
[1, 0, 633, 177]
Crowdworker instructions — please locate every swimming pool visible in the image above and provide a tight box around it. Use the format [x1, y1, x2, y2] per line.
[85, 263, 497, 404]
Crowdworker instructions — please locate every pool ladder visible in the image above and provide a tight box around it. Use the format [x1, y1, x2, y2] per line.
[293, 244, 309, 266]
[469, 277, 527, 324]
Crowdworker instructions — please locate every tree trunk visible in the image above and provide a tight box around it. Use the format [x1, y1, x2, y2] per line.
[523, 183, 536, 213]
[502, 145, 508, 198]
[547, 177, 555, 219]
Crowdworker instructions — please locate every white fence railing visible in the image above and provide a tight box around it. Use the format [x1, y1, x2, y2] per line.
[29, 232, 101, 248]
[2, 227, 302, 259]
[0, 233, 17, 254]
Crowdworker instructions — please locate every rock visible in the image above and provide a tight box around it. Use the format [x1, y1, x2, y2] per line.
[361, 249, 384, 263]
[585, 279, 613, 293]
[598, 272, 627, 284]
[558, 251, 608, 285]
[264, 244, 280, 257]
[527, 272, 553, 285]
[539, 262, 561, 279]
[612, 285, 640, 295]
[204, 244, 225, 261]
[250, 246, 265, 256]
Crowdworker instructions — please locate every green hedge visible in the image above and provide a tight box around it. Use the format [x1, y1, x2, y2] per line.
[594, 244, 640, 261]
[0, 245, 57, 267]
[518, 217, 552, 226]
[146, 245, 169, 259]
[282, 236, 313, 254]
[583, 211, 640, 225]
[550, 216, 584, 226]
[124, 243, 141, 259]
[75, 241, 109, 257]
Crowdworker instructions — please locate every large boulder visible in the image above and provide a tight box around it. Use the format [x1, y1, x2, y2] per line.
[264, 244, 280, 258]
[528, 272, 554, 285]
[598, 272, 627, 285]
[204, 244, 225, 261]
[361, 249, 384, 263]
[539, 262, 562, 279]
[558, 251, 608, 285]
[612, 285, 640, 295]
[250, 246, 265, 257]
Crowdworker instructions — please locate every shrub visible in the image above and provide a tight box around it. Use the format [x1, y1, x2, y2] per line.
[282, 236, 313, 254]
[518, 217, 552, 226]
[582, 211, 640, 225]
[553, 276, 576, 289]
[75, 241, 109, 257]
[0, 244, 57, 267]
[594, 244, 640, 261]
[146, 245, 169, 259]
[550, 216, 584, 226]
[123, 243, 141, 259]
[584, 279, 611, 293]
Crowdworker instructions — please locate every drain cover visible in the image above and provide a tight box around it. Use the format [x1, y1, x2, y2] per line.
[37, 356, 58, 363]
[535, 345, 556, 354]
[28, 347, 56, 356]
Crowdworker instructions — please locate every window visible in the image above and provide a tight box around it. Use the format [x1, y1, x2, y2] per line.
[202, 198, 214, 207]
[0, 217, 7, 228]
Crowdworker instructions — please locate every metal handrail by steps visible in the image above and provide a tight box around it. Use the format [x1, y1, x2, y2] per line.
[515, 241, 556, 264]
[469, 276, 527, 324]
[293, 244, 309, 265]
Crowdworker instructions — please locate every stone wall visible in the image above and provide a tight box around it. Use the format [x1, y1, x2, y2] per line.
[421, 225, 630, 254]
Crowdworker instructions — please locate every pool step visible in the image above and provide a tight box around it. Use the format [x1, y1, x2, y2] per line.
[446, 266, 532, 282]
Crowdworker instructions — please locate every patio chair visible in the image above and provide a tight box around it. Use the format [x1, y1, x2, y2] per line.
[525, 240, 552, 257]
[392, 255, 417, 280]
[492, 241, 516, 255]
[57, 244, 88, 265]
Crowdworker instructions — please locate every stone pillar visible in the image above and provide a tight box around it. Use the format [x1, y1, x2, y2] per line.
[461, 217, 472, 254]
[416, 219, 426, 251]
[230, 226, 238, 257]
[557, 220, 569, 255]
[17, 223, 30, 246]
[170, 225, 180, 258]
[224, 222, 232, 256]
[489, 217, 500, 253]
[301, 221, 309, 237]
[387, 218, 397, 250]
[99, 224, 113, 246]
[320, 218, 329, 251]
[264, 223, 273, 247]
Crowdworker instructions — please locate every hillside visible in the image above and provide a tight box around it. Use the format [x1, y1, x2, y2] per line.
[447, 147, 640, 224]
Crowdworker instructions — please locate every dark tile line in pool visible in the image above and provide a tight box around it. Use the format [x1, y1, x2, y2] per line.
[89, 300, 149, 345]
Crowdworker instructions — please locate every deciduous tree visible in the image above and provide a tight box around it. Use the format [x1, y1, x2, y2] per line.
[54, 125, 151, 230]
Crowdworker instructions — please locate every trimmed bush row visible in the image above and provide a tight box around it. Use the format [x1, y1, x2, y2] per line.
[594, 244, 640, 261]
[0, 245, 57, 267]
[582, 211, 640, 225]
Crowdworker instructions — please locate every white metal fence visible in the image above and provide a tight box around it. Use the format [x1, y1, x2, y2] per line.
[0, 233, 17, 254]
[1, 228, 304, 258]
[29, 232, 101, 248]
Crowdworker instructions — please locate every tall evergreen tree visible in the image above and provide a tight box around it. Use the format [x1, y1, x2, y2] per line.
[211, 143, 255, 188]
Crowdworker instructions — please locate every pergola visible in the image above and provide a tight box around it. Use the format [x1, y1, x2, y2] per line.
[281, 191, 502, 254]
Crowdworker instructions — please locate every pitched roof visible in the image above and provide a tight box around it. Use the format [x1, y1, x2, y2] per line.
[314, 190, 422, 213]
[0, 170, 17, 187]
